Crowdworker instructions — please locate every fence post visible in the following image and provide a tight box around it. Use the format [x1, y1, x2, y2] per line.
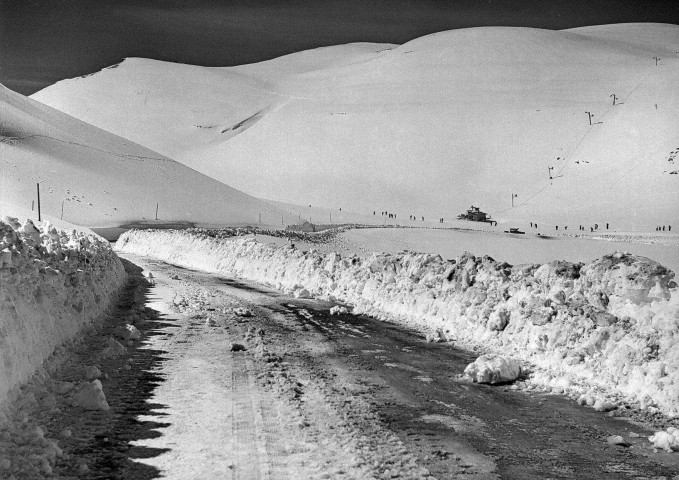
[37, 183, 41, 222]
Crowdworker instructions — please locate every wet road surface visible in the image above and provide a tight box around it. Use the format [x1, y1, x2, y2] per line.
[215, 274, 679, 479]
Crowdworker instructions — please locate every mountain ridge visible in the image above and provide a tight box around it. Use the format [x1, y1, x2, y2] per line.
[31, 24, 679, 230]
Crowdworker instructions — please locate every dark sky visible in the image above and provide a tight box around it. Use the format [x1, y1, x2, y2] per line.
[1, 0, 677, 95]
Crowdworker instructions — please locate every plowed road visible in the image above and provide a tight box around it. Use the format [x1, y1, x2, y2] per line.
[56, 255, 679, 479]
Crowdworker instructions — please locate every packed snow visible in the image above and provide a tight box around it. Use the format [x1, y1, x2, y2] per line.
[0, 217, 125, 412]
[117, 228, 679, 417]
[649, 428, 679, 452]
[464, 354, 522, 384]
[33, 23, 679, 231]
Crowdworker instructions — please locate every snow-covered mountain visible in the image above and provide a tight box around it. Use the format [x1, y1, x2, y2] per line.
[0, 84, 294, 234]
[32, 24, 679, 231]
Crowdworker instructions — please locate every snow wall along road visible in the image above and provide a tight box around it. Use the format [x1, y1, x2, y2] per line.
[0, 219, 125, 412]
[117, 229, 679, 416]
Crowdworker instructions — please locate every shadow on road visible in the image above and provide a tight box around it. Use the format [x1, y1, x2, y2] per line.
[51, 259, 177, 478]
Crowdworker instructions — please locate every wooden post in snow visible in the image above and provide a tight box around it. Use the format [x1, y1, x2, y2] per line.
[36, 183, 41, 222]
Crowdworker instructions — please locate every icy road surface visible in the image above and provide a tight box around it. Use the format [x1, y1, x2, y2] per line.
[11, 254, 678, 478]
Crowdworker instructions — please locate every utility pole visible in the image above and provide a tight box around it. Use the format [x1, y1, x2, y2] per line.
[36, 183, 41, 222]
[61, 200, 64, 220]
[548, 166, 554, 180]
[511, 193, 517, 207]
[330, 212, 332, 224]
[653, 56, 660, 66]
[585, 111, 593, 125]
[610, 94, 617, 105]
[155, 202, 159, 220]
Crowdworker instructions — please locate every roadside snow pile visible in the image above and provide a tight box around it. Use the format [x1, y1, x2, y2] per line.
[117, 229, 679, 416]
[0, 218, 125, 411]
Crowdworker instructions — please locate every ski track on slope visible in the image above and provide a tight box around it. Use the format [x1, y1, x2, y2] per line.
[2, 134, 168, 163]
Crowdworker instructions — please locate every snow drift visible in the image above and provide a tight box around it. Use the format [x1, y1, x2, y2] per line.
[0, 218, 125, 410]
[117, 229, 679, 416]
[33, 24, 679, 230]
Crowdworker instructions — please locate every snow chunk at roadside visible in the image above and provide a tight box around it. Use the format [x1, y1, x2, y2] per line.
[464, 354, 521, 384]
[649, 428, 679, 452]
[73, 379, 110, 411]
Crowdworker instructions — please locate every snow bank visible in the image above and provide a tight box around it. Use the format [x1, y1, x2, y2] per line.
[0, 218, 125, 411]
[117, 229, 679, 415]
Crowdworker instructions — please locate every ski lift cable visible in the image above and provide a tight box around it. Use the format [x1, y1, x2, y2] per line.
[556, 70, 653, 178]
[492, 70, 656, 217]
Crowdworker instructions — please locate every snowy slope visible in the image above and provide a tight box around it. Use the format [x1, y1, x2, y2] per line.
[0, 84, 294, 232]
[32, 24, 679, 231]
